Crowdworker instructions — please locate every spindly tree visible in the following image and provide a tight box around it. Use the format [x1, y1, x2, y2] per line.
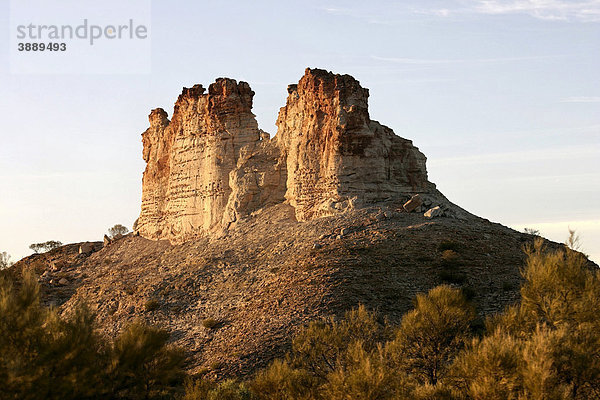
[0, 252, 12, 269]
[108, 224, 129, 239]
[29, 241, 62, 253]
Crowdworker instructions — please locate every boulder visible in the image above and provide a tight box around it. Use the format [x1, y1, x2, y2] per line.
[79, 242, 95, 254]
[424, 206, 443, 218]
[403, 194, 423, 213]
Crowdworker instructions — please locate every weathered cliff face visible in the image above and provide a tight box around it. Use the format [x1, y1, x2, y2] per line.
[138, 79, 262, 240]
[276, 68, 433, 220]
[222, 136, 287, 228]
[138, 68, 435, 241]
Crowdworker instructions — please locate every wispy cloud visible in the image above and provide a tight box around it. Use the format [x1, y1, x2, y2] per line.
[371, 54, 563, 65]
[322, 2, 600, 23]
[320, 6, 393, 25]
[417, 0, 600, 22]
[429, 144, 599, 167]
[561, 96, 600, 103]
[472, 0, 600, 22]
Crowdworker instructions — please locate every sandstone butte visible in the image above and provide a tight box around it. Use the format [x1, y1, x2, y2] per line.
[9, 68, 598, 378]
[137, 67, 442, 242]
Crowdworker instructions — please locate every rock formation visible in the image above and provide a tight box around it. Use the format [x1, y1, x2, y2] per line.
[276, 69, 433, 220]
[138, 79, 265, 240]
[138, 68, 435, 241]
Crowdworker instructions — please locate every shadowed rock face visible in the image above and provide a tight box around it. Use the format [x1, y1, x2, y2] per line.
[138, 68, 435, 241]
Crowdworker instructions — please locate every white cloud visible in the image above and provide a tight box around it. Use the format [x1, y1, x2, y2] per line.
[371, 54, 563, 65]
[420, 0, 600, 22]
[561, 96, 600, 103]
[472, 0, 600, 21]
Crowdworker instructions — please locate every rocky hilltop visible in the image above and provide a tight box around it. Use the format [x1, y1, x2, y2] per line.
[138, 68, 437, 241]
[9, 68, 596, 379]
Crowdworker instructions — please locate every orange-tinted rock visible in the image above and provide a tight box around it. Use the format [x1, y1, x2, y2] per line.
[137, 79, 262, 240]
[138, 68, 436, 241]
[276, 68, 433, 220]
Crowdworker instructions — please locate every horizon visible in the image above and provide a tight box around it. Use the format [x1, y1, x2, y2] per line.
[1, 0, 599, 264]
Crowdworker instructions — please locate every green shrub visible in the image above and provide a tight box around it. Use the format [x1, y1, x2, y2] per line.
[144, 298, 160, 312]
[0, 270, 105, 399]
[439, 269, 466, 284]
[450, 329, 523, 399]
[185, 379, 253, 400]
[450, 233, 600, 399]
[322, 341, 410, 400]
[291, 305, 391, 380]
[108, 320, 186, 399]
[441, 250, 459, 262]
[251, 360, 316, 400]
[203, 318, 219, 329]
[388, 285, 476, 386]
[0, 268, 187, 399]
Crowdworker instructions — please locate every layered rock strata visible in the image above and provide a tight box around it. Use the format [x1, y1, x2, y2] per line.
[276, 69, 432, 220]
[138, 68, 434, 241]
[138, 79, 263, 240]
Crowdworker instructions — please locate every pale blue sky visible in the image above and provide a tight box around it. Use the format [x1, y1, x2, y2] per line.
[1, 0, 599, 263]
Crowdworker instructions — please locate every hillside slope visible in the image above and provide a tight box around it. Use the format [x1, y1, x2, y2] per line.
[10, 202, 575, 378]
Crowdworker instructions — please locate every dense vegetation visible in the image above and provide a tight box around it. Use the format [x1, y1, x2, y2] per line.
[1, 235, 598, 399]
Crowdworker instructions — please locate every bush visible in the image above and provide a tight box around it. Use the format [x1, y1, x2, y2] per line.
[450, 233, 600, 399]
[108, 320, 186, 399]
[251, 359, 316, 400]
[0, 252, 12, 269]
[439, 269, 467, 284]
[441, 250, 459, 262]
[144, 298, 160, 312]
[185, 379, 253, 400]
[0, 269, 105, 398]
[387, 285, 476, 386]
[450, 329, 523, 399]
[322, 341, 410, 400]
[108, 224, 129, 239]
[291, 305, 391, 380]
[0, 269, 186, 399]
[523, 228, 541, 236]
[202, 318, 219, 329]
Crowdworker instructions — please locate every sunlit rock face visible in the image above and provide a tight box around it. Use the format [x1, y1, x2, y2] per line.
[138, 79, 262, 240]
[276, 68, 433, 221]
[138, 68, 435, 241]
